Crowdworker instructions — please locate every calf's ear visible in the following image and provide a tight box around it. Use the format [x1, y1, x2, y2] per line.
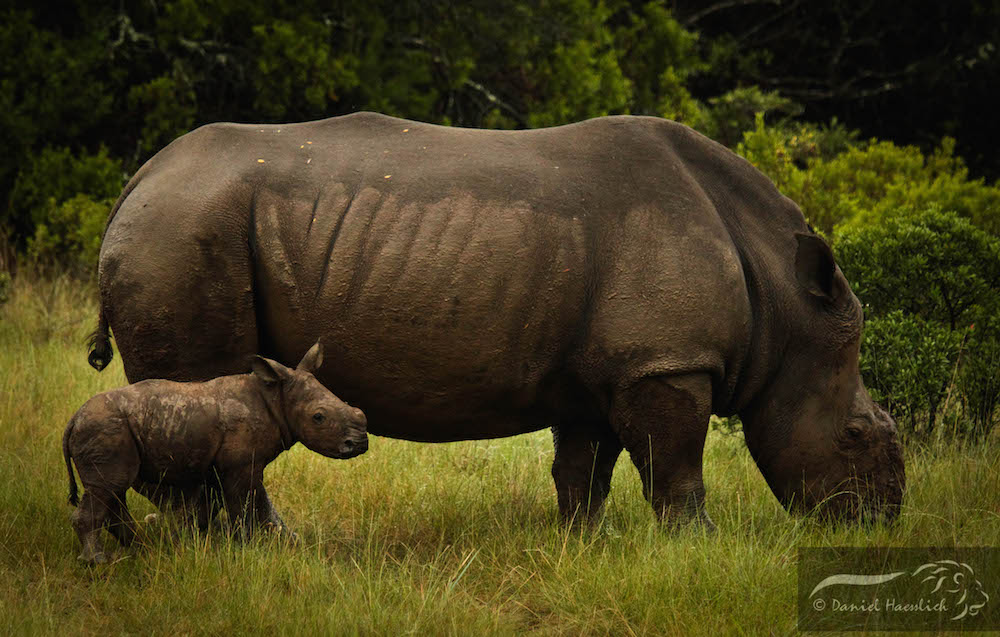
[297, 341, 324, 373]
[252, 356, 289, 384]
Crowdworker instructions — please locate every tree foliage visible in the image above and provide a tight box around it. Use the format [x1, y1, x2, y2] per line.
[6, 0, 998, 258]
[837, 209, 1000, 438]
[1, 0, 710, 253]
[673, 0, 1000, 180]
[739, 119, 1000, 235]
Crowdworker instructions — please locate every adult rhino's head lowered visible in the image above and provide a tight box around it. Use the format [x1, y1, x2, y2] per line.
[739, 232, 904, 523]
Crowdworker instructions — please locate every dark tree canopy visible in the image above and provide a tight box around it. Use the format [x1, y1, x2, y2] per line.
[674, 0, 1000, 179]
[2, 0, 998, 251]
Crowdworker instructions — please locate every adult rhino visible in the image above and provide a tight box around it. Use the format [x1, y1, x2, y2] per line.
[90, 112, 904, 528]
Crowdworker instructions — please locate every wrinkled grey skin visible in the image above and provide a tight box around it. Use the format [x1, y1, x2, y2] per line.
[91, 112, 904, 530]
[65, 342, 367, 563]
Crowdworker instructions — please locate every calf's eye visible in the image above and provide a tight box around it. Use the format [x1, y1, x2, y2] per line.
[312, 412, 325, 423]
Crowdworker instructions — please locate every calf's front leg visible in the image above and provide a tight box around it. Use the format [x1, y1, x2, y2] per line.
[136, 480, 223, 531]
[220, 468, 296, 541]
[106, 494, 138, 548]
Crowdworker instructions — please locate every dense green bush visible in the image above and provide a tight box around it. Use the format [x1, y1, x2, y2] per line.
[859, 311, 963, 435]
[837, 209, 1000, 438]
[9, 146, 124, 272]
[739, 120, 1000, 235]
[961, 313, 1000, 439]
[26, 193, 114, 273]
[0, 271, 10, 306]
[836, 208, 1000, 328]
[693, 87, 802, 149]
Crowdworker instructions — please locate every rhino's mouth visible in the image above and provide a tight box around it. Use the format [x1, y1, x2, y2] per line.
[332, 431, 369, 459]
[809, 475, 903, 524]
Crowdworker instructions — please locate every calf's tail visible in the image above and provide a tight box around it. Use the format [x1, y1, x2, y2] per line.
[63, 420, 79, 507]
[87, 307, 113, 372]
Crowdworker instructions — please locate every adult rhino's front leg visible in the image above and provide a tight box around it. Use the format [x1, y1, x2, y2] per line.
[611, 373, 716, 531]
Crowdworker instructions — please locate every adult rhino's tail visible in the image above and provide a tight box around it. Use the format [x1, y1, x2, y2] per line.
[87, 309, 113, 371]
[63, 420, 79, 507]
[87, 157, 149, 373]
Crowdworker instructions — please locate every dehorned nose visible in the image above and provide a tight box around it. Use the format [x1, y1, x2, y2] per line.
[351, 407, 367, 427]
[338, 432, 368, 457]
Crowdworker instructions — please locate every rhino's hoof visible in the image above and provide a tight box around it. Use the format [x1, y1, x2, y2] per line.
[264, 522, 300, 545]
[78, 552, 108, 565]
[699, 515, 718, 534]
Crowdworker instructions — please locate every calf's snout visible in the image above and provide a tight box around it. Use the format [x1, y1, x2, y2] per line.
[337, 429, 368, 458]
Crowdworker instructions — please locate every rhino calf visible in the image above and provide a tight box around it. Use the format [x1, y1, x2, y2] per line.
[62, 342, 367, 563]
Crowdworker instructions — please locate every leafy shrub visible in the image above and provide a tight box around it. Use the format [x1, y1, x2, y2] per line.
[837, 209, 1000, 438]
[695, 87, 801, 149]
[836, 208, 1000, 329]
[0, 271, 10, 306]
[127, 75, 197, 154]
[709, 414, 743, 436]
[10, 146, 124, 272]
[739, 120, 1000, 235]
[859, 311, 963, 435]
[27, 193, 113, 273]
[961, 314, 1000, 439]
[10, 146, 122, 229]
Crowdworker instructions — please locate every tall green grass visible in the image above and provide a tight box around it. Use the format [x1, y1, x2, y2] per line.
[1, 275, 998, 635]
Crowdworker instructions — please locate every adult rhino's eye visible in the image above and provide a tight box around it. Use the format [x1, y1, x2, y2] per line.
[312, 412, 325, 424]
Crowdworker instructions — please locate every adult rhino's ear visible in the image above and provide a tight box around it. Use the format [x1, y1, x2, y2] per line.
[296, 341, 323, 373]
[794, 232, 842, 302]
[251, 356, 289, 385]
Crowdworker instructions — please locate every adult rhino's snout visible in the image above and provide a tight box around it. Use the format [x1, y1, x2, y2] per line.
[839, 405, 905, 525]
[876, 407, 906, 522]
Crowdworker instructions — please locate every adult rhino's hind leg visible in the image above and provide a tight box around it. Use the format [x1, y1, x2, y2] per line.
[550, 422, 623, 524]
[100, 219, 259, 384]
[611, 374, 715, 531]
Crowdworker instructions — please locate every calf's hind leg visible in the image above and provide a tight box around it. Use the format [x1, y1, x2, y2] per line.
[72, 489, 115, 564]
[70, 423, 140, 563]
[611, 373, 715, 530]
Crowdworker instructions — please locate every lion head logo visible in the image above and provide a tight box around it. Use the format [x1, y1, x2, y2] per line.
[913, 560, 989, 621]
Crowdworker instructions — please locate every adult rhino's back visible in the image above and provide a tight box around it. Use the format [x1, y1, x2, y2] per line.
[98, 113, 751, 441]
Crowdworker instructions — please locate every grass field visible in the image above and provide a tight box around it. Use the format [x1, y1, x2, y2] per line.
[1, 275, 998, 636]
